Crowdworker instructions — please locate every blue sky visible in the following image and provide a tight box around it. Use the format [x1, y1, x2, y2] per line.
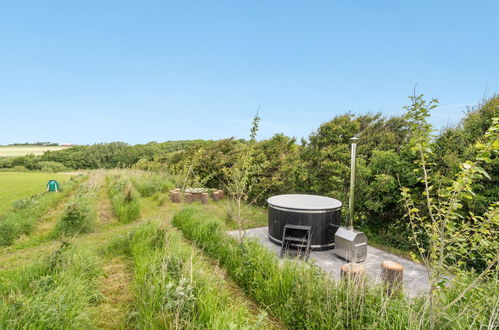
[1, 1, 498, 145]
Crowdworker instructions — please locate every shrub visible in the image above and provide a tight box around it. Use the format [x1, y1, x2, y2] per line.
[38, 161, 67, 172]
[10, 165, 28, 172]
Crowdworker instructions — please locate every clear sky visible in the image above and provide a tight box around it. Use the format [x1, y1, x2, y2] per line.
[1, 1, 498, 145]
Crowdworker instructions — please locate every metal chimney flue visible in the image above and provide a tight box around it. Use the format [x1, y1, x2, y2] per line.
[334, 136, 367, 262]
[348, 136, 358, 229]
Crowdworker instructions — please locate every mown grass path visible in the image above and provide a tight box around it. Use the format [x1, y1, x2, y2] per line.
[95, 256, 134, 329]
[94, 178, 135, 329]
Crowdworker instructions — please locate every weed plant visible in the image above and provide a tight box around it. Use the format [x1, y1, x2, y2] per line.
[173, 207, 498, 329]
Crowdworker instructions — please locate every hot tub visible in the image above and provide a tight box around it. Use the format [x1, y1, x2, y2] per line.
[267, 194, 342, 250]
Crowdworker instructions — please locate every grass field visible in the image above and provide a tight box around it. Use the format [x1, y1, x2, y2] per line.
[0, 145, 70, 157]
[0, 172, 71, 214]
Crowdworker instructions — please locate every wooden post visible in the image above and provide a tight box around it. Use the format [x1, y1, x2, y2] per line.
[201, 193, 209, 204]
[381, 260, 403, 294]
[172, 191, 180, 203]
[340, 263, 366, 284]
[212, 191, 220, 201]
[217, 189, 224, 199]
[185, 193, 193, 203]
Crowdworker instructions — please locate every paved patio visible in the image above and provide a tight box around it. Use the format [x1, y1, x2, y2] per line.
[228, 227, 430, 298]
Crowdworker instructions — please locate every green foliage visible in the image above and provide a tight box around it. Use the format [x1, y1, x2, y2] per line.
[129, 171, 175, 197]
[120, 222, 268, 329]
[401, 94, 498, 328]
[108, 175, 141, 223]
[38, 161, 67, 172]
[0, 243, 102, 329]
[53, 192, 95, 237]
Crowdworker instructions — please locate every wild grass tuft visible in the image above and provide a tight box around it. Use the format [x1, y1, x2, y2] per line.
[108, 176, 141, 223]
[52, 192, 95, 237]
[130, 171, 175, 197]
[0, 242, 102, 329]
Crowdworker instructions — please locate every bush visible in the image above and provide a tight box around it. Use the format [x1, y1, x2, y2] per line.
[10, 165, 28, 172]
[38, 161, 67, 172]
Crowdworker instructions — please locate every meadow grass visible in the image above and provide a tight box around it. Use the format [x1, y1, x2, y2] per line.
[0, 242, 102, 329]
[108, 175, 141, 223]
[51, 171, 106, 237]
[129, 170, 175, 197]
[0, 177, 82, 246]
[0, 171, 73, 215]
[105, 221, 273, 329]
[173, 207, 498, 329]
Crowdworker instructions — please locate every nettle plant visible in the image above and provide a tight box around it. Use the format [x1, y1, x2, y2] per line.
[401, 93, 498, 327]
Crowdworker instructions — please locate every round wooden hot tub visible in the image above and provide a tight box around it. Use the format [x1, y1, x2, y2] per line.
[267, 194, 342, 250]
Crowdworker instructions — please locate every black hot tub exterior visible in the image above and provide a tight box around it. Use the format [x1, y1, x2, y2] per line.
[267, 194, 342, 251]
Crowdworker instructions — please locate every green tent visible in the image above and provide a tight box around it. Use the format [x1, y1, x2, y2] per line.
[46, 180, 59, 192]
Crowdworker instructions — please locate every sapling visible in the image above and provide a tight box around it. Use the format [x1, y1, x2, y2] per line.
[401, 93, 498, 329]
[223, 110, 262, 240]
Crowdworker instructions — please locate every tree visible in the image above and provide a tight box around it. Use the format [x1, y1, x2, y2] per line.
[400, 93, 499, 329]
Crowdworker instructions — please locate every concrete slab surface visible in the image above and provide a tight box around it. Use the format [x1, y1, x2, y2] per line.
[228, 226, 430, 298]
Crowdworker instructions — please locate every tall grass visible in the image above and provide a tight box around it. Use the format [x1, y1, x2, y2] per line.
[0, 176, 82, 246]
[173, 207, 498, 329]
[52, 172, 104, 237]
[130, 171, 175, 197]
[0, 242, 102, 329]
[108, 176, 141, 223]
[52, 192, 95, 237]
[107, 222, 270, 329]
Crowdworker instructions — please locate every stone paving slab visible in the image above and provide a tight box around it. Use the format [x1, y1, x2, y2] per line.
[228, 227, 429, 298]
